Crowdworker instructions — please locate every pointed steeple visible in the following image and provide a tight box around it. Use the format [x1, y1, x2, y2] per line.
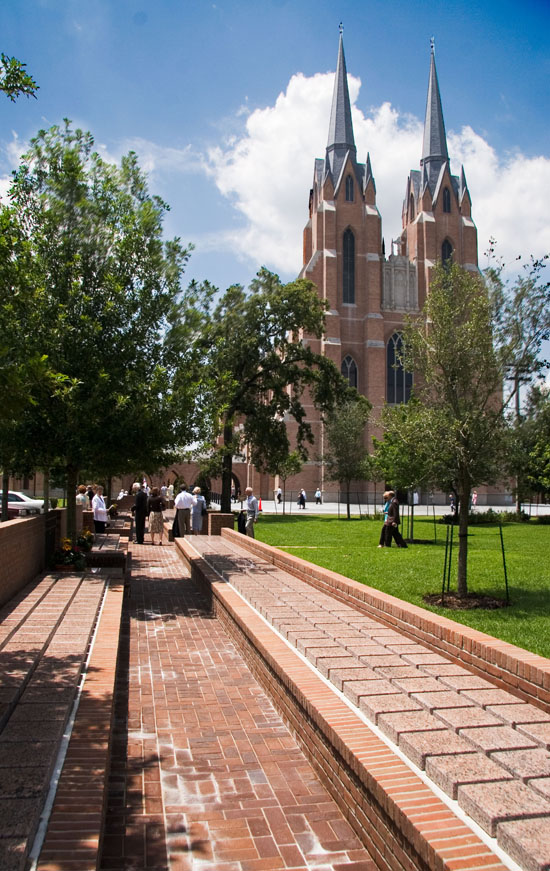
[325, 27, 357, 186]
[420, 39, 449, 192]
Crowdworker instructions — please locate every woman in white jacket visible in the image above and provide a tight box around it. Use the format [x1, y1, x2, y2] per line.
[92, 486, 108, 533]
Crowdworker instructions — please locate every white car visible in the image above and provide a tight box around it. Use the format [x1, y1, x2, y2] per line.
[0, 491, 45, 515]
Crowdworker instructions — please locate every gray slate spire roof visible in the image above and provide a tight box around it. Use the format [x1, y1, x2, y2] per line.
[325, 32, 358, 187]
[420, 43, 449, 192]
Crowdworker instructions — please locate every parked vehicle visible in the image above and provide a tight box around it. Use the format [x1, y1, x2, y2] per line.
[0, 491, 45, 516]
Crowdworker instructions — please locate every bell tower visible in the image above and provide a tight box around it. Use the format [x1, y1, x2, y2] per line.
[401, 41, 478, 306]
[300, 28, 385, 408]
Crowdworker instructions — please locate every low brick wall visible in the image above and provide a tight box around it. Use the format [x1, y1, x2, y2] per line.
[208, 512, 234, 535]
[0, 514, 48, 608]
[176, 537, 510, 871]
[221, 528, 550, 714]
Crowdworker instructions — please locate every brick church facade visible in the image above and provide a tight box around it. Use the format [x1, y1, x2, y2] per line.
[162, 34, 481, 503]
[272, 33, 479, 501]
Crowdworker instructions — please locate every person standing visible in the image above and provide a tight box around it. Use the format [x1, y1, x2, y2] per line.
[76, 484, 88, 510]
[298, 489, 306, 509]
[315, 487, 322, 505]
[92, 486, 108, 534]
[384, 492, 408, 548]
[191, 486, 207, 535]
[378, 490, 392, 547]
[147, 487, 166, 546]
[132, 482, 149, 544]
[276, 487, 282, 504]
[245, 486, 259, 537]
[174, 486, 196, 536]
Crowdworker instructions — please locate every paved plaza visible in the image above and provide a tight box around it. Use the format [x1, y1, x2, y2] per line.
[1, 524, 550, 870]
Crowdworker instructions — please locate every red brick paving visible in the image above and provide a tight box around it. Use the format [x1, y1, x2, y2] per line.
[99, 541, 376, 871]
[0, 572, 107, 870]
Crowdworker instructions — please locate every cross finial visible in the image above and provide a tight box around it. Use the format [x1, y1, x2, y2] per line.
[430, 36, 435, 54]
[339, 21, 343, 35]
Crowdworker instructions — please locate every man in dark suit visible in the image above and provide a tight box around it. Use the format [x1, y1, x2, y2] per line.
[133, 483, 148, 544]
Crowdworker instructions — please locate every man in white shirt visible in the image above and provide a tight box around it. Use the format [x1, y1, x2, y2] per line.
[174, 486, 196, 536]
[245, 486, 259, 538]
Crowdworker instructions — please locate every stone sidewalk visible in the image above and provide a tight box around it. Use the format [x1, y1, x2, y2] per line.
[99, 541, 377, 871]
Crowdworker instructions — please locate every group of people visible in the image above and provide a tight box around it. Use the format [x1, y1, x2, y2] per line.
[75, 483, 111, 534]
[132, 482, 206, 545]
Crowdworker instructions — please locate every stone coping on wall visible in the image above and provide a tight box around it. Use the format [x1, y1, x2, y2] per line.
[219, 529, 550, 715]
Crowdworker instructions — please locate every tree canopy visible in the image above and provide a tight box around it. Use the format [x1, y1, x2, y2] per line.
[5, 121, 192, 539]
[323, 395, 372, 519]
[0, 53, 38, 101]
[169, 268, 348, 512]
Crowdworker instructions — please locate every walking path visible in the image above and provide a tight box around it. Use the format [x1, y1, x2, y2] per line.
[0, 571, 109, 870]
[100, 541, 376, 871]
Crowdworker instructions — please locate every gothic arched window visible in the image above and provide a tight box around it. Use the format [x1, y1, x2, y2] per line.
[387, 332, 412, 404]
[443, 186, 451, 213]
[442, 238, 453, 264]
[345, 174, 354, 202]
[409, 193, 415, 220]
[343, 228, 355, 304]
[341, 355, 358, 389]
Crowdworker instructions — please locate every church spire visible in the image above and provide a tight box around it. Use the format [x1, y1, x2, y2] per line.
[420, 39, 449, 191]
[325, 26, 357, 185]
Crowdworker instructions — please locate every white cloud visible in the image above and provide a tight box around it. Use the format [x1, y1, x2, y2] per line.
[197, 70, 549, 278]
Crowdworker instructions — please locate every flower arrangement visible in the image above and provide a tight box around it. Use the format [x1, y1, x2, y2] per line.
[76, 529, 94, 551]
[51, 537, 87, 571]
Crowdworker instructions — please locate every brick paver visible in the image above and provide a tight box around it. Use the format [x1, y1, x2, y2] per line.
[188, 533, 550, 871]
[0, 572, 107, 871]
[99, 542, 376, 871]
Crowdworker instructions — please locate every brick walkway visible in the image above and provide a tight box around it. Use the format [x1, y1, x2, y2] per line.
[0, 571, 107, 870]
[100, 541, 376, 871]
[183, 533, 550, 871]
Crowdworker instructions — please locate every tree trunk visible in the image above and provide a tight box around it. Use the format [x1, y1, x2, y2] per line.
[66, 465, 78, 544]
[1, 471, 9, 521]
[106, 475, 112, 505]
[220, 422, 233, 514]
[457, 483, 470, 598]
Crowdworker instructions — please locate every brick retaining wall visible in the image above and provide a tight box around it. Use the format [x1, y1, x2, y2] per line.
[222, 529, 550, 715]
[0, 515, 48, 608]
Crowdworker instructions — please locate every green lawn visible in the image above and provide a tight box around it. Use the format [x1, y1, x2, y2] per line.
[254, 514, 550, 660]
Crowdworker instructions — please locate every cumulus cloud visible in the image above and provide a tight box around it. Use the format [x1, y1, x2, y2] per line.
[199, 71, 549, 277]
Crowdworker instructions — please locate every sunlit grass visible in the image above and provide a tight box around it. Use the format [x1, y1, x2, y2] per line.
[255, 515, 550, 659]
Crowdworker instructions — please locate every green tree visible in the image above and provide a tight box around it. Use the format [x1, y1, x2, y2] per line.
[170, 269, 346, 513]
[8, 122, 192, 540]
[373, 399, 436, 539]
[0, 53, 38, 101]
[267, 450, 303, 515]
[323, 396, 372, 519]
[523, 386, 550, 497]
[402, 261, 507, 596]
[487, 251, 550, 512]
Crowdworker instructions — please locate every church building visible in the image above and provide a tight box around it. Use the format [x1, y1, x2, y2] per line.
[285, 32, 479, 500]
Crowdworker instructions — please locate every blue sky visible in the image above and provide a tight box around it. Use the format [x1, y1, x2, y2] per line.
[1, 0, 549, 291]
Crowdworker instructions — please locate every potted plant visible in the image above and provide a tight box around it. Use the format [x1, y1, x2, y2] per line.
[51, 537, 87, 572]
[76, 529, 94, 552]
